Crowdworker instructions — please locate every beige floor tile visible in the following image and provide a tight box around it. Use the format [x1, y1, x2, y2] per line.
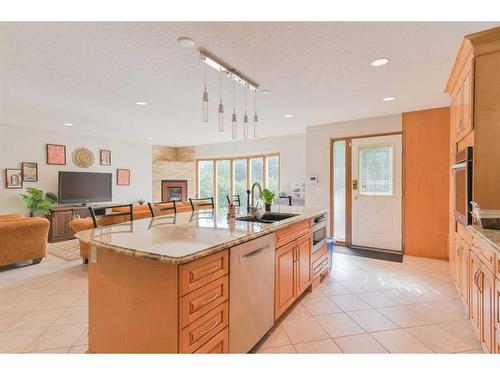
[456, 349, 485, 354]
[0, 327, 44, 353]
[257, 345, 296, 353]
[302, 296, 341, 315]
[260, 325, 291, 348]
[357, 291, 400, 308]
[281, 303, 311, 322]
[339, 278, 397, 293]
[347, 309, 398, 333]
[315, 312, 364, 338]
[71, 294, 88, 308]
[27, 347, 71, 353]
[334, 334, 388, 353]
[437, 320, 482, 349]
[405, 325, 473, 353]
[0, 296, 45, 314]
[52, 307, 88, 326]
[407, 299, 467, 324]
[294, 339, 343, 353]
[282, 316, 329, 344]
[329, 294, 372, 312]
[377, 305, 430, 328]
[0, 312, 25, 331]
[25, 323, 87, 352]
[7, 308, 66, 331]
[318, 282, 351, 296]
[75, 330, 89, 346]
[69, 345, 88, 353]
[33, 293, 82, 311]
[371, 329, 434, 353]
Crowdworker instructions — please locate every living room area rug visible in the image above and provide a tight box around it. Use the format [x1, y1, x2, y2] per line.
[47, 239, 81, 261]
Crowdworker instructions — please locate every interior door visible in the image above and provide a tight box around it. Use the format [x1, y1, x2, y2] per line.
[351, 134, 402, 251]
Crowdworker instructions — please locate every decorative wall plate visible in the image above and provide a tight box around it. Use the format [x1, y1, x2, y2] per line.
[72, 147, 95, 168]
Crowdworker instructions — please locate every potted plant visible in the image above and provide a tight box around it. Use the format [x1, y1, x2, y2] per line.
[137, 199, 146, 205]
[261, 189, 276, 212]
[19, 188, 58, 217]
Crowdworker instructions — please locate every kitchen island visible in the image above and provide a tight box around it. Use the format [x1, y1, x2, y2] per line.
[76, 205, 329, 353]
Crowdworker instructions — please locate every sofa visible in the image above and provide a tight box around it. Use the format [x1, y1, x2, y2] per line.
[0, 214, 50, 267]
[69, 202, 193, 262]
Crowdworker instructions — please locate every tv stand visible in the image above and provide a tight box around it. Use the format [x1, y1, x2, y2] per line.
[47, 206, 92, 242]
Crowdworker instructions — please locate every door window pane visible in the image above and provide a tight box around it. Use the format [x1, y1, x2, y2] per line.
[359, 144, 393, 196]
[333, 141, 346, 242]
[265, 156, 280, 193]
[233, 159, 248, 209]
[198, 160, 214, 198]
[250, 157, 263, 189]
[216, 160, 231, 208]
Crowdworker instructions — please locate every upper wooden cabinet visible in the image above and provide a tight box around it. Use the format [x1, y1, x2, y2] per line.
[446, 26, 500, 210]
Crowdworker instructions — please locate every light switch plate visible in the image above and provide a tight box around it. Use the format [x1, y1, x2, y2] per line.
[90, 245, 97, 264]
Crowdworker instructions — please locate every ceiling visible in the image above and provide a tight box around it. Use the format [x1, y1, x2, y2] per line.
[0, 22, 497, 146]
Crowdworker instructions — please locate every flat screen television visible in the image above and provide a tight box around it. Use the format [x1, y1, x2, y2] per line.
[58, 171, 112, 204]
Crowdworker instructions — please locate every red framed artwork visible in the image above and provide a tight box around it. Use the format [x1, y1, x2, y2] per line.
[116, 169, 130, 186]
[46, 144, 66, 165]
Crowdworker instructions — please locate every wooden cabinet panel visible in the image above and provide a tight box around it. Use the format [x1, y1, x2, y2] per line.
[274, 241, 296, 319]
[469, 251, 482, 335]
[275, 220, 310, 249]
[495, 278, 500, 354]
[296, 234, 312, 296]
[480, 268, 495, 354]
[452, 234, 461, 288]
[472, 235, 496, 272]
[179, 250, 228, 296]
[194, 328, 228, 354]
[459, 244, 470, 308]
[462, 69, 473, 137]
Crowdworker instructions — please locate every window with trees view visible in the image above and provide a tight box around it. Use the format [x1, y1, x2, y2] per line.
[197, 154, 280, 208]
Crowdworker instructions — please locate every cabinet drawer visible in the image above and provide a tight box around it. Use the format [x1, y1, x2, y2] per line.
[180, 276, 228, 328]
[471, 235, 496, 273]
[179, 250, 228, 296]
[180, 302, 228, 353]
[312, 244, 327, 264]
[275, 220, 310, 248]
[194, 327, 228, 354]
[313, 254, 328, 279]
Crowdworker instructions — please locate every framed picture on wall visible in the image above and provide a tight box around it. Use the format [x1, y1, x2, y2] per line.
[22, 162, 38, 182]
[5, 169, 23, 189]
[46, 144, 66, 165]
[116, 169, 130, 186]
[100, 150, 111, 166]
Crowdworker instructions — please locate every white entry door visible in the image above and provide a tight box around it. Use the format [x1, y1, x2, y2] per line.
[351, 134, 402, 252]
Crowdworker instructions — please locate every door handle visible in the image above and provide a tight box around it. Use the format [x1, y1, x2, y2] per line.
[352, 179, 358, 190]
[239, 244, 269, 262]
[478, 270, 484, 293]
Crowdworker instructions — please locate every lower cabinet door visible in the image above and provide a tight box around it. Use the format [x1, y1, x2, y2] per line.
[469, 251, 482, 335]
[481, 269, 495, 353]
[459, 245, 470, 308]
[194, 328, 228, 354]
[275, 241, 297, 319]
[495, 278, 500, 354]
[296, 234, 312, 296]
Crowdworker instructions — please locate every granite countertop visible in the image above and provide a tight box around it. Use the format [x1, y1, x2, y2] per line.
[468, 225, 500, 252]
[75, 205, 328, 264]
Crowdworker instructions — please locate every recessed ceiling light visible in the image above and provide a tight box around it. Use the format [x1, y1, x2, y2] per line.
[177, 37, 194, 48]
[284, 114, 293, 118]
[383, 96, 395, 102]
[136, 101, 147, 106]
[64, 123, 73, 127]
[371, 58, 390, 67]
[259, 89, 271, 95]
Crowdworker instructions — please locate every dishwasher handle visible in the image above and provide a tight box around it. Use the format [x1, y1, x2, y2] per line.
[239, 244, 270, 262]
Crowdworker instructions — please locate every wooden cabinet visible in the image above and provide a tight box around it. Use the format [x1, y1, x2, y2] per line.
[470, 249, 482, 335]
[47, 206, 91, 242]
[274, 221, 312, 320]
[495, 278, 500, 354]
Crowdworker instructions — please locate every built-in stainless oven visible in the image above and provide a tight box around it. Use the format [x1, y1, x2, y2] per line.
[452, 146, 473, 226]
[312, 213, 327, 254]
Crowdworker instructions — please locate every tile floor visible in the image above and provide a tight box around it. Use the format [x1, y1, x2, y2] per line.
[0, 250, 484, 354]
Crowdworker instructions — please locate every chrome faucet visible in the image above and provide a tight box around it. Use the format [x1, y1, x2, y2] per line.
[249, 182, 263, 218]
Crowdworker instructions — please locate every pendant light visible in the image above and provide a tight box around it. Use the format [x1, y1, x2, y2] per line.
[202, 64, 208, 122]
[253, 90, 259, 138]
[217, 69, 224, 132]
[243, 86, 249, 139]
[231, 79, 237, 139]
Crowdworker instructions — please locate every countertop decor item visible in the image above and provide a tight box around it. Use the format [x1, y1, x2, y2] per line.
[19, 187, 57, 217]
[261, 188, 276, 212]
[72, 147, 94, 168]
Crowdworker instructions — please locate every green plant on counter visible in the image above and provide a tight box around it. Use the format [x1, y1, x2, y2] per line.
[19, 187, 58, 217]
[137, 199, 146, 205]
[261, 189, 276, 204]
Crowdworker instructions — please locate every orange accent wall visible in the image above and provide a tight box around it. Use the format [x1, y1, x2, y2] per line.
[403, 107, 450, 259]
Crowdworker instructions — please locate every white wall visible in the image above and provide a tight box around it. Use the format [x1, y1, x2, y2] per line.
[195, 133, 306, 195]
[305, 114, 402, 209]
[0, 124, 152, 215]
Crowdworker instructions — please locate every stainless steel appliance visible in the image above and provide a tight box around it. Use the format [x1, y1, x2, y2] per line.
[229, 233, 275, 353]
[452, 146, 473, 226]
[312, 212, 327, 254]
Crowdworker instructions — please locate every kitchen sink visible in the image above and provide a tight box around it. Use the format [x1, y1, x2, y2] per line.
[236, 212, 299, 223]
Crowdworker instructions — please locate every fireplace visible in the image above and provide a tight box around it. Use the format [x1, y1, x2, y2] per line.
[161, 180, 188, 202]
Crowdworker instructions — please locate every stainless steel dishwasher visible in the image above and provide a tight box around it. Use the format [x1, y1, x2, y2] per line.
[229, 233, 275, 353]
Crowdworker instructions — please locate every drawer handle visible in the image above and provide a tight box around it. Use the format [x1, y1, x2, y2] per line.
[239, 245, 269, 262]
[195, 320, 220, 341]
[198, 292, 220, 308]
[197, 265, 221, 279]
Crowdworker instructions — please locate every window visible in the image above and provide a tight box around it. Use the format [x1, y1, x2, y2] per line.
[216, 160, 231, 208]
[197, 154, 279, 208]
[332, 140, 346, 242]
[359, 144, 393, 196]
[198, 160, 214, 198]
